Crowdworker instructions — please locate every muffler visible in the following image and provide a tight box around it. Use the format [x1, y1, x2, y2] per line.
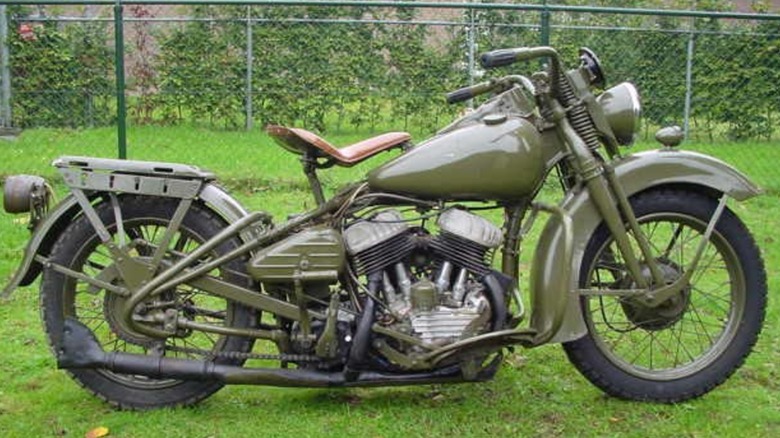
[58, 318, 499, 387]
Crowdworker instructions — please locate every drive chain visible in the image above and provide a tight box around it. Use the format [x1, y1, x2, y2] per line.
[165, 345, 321, 363]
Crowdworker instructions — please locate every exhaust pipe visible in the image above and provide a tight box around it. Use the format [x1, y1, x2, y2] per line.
[58, 318, 499, 387]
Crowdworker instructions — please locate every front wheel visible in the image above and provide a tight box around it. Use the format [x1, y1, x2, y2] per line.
[563, 189, 766, 402]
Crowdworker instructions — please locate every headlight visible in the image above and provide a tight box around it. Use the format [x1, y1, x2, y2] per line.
[597, 82, 641, 146]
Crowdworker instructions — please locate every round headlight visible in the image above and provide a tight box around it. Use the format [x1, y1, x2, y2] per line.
[597, 82, 641, 146]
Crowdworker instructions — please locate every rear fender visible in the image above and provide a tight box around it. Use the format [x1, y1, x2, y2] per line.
[1, 183, 255, 298]
[530, 149, 761, 344]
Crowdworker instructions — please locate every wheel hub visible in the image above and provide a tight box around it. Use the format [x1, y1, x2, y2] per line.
[622, 260, 691, 331]
[103, 290, 161, 347]
[100, 261, 183, 347]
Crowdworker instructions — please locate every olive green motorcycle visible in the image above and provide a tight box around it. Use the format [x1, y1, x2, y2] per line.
[2, 47, 766, 409]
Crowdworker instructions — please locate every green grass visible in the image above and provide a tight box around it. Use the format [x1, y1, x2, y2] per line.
[0, 126, 779, 437]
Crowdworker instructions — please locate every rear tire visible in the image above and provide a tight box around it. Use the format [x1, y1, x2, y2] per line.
[563, 189, 766, 402]
[41, 195, 256, 409]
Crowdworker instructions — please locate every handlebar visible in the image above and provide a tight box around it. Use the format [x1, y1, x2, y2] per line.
[480, 46, 559, 69]
[444, 46, 561, 104]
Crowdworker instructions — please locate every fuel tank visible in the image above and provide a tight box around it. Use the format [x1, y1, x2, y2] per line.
[367, 115, 544, 200]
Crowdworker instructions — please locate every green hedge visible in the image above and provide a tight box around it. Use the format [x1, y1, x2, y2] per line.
[7, 2, 780, 139]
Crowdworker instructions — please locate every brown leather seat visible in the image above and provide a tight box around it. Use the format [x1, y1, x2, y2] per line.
[266, 125, 411, 167]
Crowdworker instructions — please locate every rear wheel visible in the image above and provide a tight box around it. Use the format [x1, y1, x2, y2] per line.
[41, 195, 256, 409]
[563, 189, 766, 402]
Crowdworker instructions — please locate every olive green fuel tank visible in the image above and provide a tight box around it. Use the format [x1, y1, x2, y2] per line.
[367, 115, 544, 200]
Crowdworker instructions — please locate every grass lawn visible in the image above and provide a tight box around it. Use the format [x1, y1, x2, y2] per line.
[0, 126, 778, 437]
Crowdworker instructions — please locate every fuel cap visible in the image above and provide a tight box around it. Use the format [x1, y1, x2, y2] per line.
[483, 114, 507, 125]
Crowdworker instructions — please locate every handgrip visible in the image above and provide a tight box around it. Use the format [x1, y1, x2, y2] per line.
[446, 86, 478, 104]
[480, 49, 520, 69]
[480, 47, 558, 69]
[445, 81, 495, 104]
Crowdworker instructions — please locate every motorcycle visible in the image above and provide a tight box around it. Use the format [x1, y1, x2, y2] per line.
[1, 47, 766, 409]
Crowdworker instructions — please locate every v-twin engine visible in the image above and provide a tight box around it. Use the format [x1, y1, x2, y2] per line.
[344, 209, 503, 347]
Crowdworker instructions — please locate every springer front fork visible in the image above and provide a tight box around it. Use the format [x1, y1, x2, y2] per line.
[556, 115, 728, 307]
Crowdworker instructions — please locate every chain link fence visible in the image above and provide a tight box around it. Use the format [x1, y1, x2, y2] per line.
[1, 4, 116, 129]
[1, 1, 779, 180]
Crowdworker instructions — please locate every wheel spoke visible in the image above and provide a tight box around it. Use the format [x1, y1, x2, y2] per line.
[150, 225, 162, 244]
[607, 298, 624, 322]
[101, 336, 120, 351]
[690, 247, 721, 285]
[687, 301, 717, 347]
[648, 330, 678, 366]
[626, 330, 654, 364]
[661, 223, 684, 259]
[201, 330, 218, 345]
[173, 233, 190, 253]
[645, 221, 661, 242]
[181, 338, 205, 354]
[672, 318, 688, 365]
[603, 324, 633, 350]
[74, 305, 104, 317]
[84, 259, 108, 271]
[692, 285, 732, 315]
[640, 223, 665, 257]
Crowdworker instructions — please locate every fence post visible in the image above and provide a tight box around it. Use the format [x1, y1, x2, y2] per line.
[467, 4, 475, 86]
[245, 6, 253, 131]
[466, 3, 476, 108]
[114, 1, 127, 159]
[0, 5, 11, 129]
[540, 0, 550, 46]
[683, 29, 695, 140]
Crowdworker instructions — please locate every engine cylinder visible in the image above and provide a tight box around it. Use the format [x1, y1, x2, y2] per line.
[344, 210, 413, 275]
[431, 209, 503, 277]
[431, 232, 493, 277]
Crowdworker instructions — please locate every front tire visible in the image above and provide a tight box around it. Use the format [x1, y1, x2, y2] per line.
[41, 195, 256, 409]
[563, 189, 766, 402]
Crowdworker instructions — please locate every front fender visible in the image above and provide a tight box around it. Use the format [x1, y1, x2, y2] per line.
[530, 149, 761, 344]
[1, 183, 254, 298]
